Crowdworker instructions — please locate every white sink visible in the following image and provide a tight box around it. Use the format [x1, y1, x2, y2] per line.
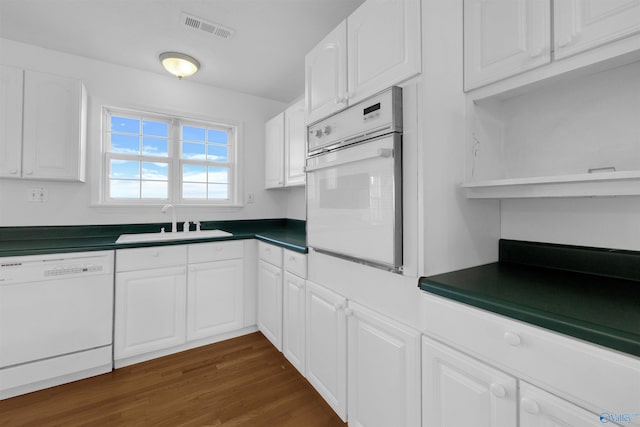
[116, 229, 232, 244]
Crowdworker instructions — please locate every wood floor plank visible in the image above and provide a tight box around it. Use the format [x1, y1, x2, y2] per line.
[0, 332, 347, 427]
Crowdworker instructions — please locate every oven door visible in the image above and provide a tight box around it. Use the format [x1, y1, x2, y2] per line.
[306, 134, 402, 271]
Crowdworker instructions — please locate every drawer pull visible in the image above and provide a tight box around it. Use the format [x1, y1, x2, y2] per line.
[521, 397, 540, 415]
[503, 331, 521, 347]
[490, 383, 506, 398]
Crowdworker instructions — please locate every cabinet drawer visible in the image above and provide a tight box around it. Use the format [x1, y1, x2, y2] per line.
[116, 245, 187, 272]
[258, 242, 283, 267]
[188, 241, 243, 264]
[283, 249, 306, 278]
[420, 292, 640, 419]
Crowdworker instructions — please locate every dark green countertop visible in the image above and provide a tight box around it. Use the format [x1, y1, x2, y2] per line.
[419, 240, 640, 357]
[0, 219, 307, 257]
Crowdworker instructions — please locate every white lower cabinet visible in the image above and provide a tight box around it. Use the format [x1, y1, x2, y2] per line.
[282, 271, 306, 375]
[115, 266, 187, 360]
[422, 335, 517, 427]
[420, 292, 640, 427]
[519, 382, 619, 427]
[115, 242, 245, 365]
[257, 253, 284, 350]
[348, 301, 422, 427]
[187, 259, 243, 341]
[305, 280, 348, 422]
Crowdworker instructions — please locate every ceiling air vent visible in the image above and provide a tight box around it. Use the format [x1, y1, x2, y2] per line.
[181, 12, 235, 40]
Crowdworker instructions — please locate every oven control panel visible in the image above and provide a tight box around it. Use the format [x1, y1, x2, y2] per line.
[307, 86, 402, 155]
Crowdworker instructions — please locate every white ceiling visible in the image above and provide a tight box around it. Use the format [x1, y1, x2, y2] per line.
[0, 0, 364, 103]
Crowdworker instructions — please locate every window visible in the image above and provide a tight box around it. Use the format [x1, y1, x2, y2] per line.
[103, 108, 238, 205]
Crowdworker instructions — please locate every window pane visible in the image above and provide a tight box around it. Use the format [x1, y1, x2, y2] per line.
[110, 180, 140, 198]
[207, 145, 228, 162]
[183, 126, 206, 142]
[208, 184, 228, 200]
[182, 142, 206, 160]
[141, 181, 168, 199]
[111, 133, 140, 154]
[111, 116, 139, 133]
[208, 166, 228, 183]
[142, 137, 168, 157]
[183, 183, 207, 199]
[143, 120, 168, 137]
[142, 162, 168, 180]
[183, 164, 207, 183]
[208, 129, 228, 144]
[110, 160, 140, 179]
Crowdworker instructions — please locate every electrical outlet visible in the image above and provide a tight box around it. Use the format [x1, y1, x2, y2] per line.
[247, 192, 254, 204]
[28, 188, 47, 203]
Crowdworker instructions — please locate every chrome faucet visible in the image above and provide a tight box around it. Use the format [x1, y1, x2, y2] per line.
[161, 204, 177, 233]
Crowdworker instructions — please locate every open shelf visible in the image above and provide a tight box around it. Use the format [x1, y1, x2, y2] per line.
[463, 171, 640, 199]
[464, 56, 640, 199]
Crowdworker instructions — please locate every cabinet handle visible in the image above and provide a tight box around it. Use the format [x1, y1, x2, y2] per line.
[334, 302, 344, 311]
[344, 308, 354, 317]
[503, 331, 521, 347]
[25, 169, 33, 175]
[489, 383, 506, 398]
[9, 169, 18, 175]
[152, 251, 160, 257]
[289, 256, 296, 262]
[521, 397, 540, 415]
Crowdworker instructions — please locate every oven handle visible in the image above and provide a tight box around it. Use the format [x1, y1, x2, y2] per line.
[305, 148, 393, 172]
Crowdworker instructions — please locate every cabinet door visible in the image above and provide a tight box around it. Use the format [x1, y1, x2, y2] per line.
[257, 260, 283, 350]
[554, 0, 640, 59]
[464, 0, 551, 91]
[264, 112, 284, 189]
[305, 21, 347, 124]
[283, 98, 306, 187]
[187, 259, 244, 341]
[22, 70, 86, 181]
[347, 0, 421, 104]
[422, 336, 517, 427]
[114, 266, 187, 360]
[348, 301, 421, 427]
[305, 280, 347, 422]
[520, 382, 621, 427]
[0, 65, 23, 178]
[282, 272, 306, 375]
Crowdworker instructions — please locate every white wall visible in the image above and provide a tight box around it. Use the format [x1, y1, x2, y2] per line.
[0, 38, 306, 226]
[502, 198, 640, 251]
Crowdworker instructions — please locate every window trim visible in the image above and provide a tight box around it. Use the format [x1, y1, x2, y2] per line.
[101, 106, 240, 206]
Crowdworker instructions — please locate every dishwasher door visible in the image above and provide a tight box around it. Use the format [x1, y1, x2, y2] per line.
[0, 252, 114, 369]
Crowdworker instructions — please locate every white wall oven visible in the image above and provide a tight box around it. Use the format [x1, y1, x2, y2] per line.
[306, 87, 403, 272]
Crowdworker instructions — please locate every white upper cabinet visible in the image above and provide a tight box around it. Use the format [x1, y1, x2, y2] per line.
[305, 21, 348, 125]
[283, 98, 306, 187]
[554, 0, 640, 60]
[305, 0, 421, 123]
[464, 0, 551, 91]
[0, 65, 23, 178]
[0, 67, 87, 181]
[264, 112, 284, 189]
[347, 0, 422, 104]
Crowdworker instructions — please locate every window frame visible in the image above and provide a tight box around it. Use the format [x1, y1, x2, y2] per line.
[101, 106, 240, 206]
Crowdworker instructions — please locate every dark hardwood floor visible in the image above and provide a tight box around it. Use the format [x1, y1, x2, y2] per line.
[0, 332, 347, 426]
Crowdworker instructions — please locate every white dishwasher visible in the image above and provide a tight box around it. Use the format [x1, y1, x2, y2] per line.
[0, 250, 114, 399]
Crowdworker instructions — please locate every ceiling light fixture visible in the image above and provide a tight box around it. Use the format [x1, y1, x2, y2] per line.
[159, 52, 200, 79]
